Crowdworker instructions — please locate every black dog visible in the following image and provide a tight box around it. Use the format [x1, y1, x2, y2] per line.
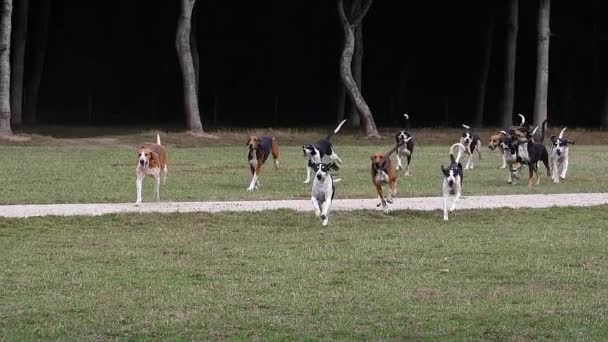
[513, 120, 550, 187]
[302, 119, 347, 183]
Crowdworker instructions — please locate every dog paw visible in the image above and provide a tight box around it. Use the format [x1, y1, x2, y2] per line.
[322, 219, 328, 226]
[404, 171, 410, 176]
[443, 216, 448, 221]
[396, 165, 403, 171]
[320, 214, 327, 220]
[303, 180, 310, 184]
[247, 187, 255, 191]
[314, 210, 321, 217]
[376, 203, 382, 208]
[383, 209, 390, 214]
[134, 202, 141, 207]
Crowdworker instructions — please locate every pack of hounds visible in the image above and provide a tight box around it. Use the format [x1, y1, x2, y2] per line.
[135, 114, 574, 225]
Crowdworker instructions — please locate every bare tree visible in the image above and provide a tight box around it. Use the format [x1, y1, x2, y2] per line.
[350, 24, 363, 127]
[190, 2, 200, 93]
[499, 0, 518, 128]
[474, 12, 494, 128]
[0, 0, 13, 135]
[24, 0, 50, 124]
[533, 0, 550, 126]
[176, 0, 204, 132]
[10, 0, 27, 126]
[337, 0, 379, 138]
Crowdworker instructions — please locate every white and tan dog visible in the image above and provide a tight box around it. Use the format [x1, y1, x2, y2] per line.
[135, 134, 168, 205]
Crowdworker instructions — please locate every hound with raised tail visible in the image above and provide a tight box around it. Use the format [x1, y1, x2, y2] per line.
[395, 113, 415, 176]
[246, 135, 280, 191]
[488, 113, 527, 168]
[513, 120, 550, 188]
[441, 143, 466, 221]
[458, 124, 481, 169]
[310, 162, 340, 226]
[370, 142, 403, 213]
[550, 127, 574, 183]
[135, 134, 168, 206]
[303, 119, 347, 183]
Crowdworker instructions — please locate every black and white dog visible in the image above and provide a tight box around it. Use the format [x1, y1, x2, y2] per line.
[513, 120, 550, 187]
[499, 134, 523, 184]
[303, 119, 347, 183]
[310, 162, 340, 226]
[395, 114, 415, 176]
[441, 143, 466, 221]
[458, 124, 482, 169]
[550, 127, 574, 183]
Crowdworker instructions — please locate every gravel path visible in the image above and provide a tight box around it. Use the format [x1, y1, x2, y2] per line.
[0, 193, 607, 218]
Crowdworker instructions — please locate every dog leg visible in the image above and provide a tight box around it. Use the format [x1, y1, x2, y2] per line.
[247, 173, 258, 191]
[443, 195, 449, 221]
[450, 191, 461, 212]
[500, 153, 507, 169]
[274, 159, 280, 169]
[552, 159, 559, 183]
[405, 154, 412, 176]
[396, 154, 403, 171]
[304, 166, 311, 184]
[320, 199, 331, 226]
[465, 154, 473, 170]
[154, 175, 161, 201]
[330, 153, 343, 165]
[527, 166, 534, 188]
[162, 166, 168, 185]
[375, 185, 388, 213]
[388, 180, 397, 203]
[311, 196, 322, 217]
[135, 174, 144, 205]
[561, 158, 568, 180]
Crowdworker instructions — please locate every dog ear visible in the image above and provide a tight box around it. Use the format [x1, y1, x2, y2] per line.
[567, 139, 575, 145]
[311, 163, 320, 171]
[394, 133, 400, 143]
[450, 154, 456, 164]
[328, 162, 339, 171]
[441, 165, 447, 175]
[550, 135, 557, 143]
[457, 163, 463, 171]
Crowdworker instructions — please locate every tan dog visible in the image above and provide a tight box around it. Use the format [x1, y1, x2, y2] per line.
[371, 144, 402, 213]
[246, 135, 280, 191]
[135, 134, 168, 205]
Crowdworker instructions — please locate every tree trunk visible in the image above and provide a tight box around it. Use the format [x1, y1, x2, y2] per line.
[601, 88, 608, 128]
[533, 0, 550, 126]
[0, 0, 13, 135]
[474, 13, 494, 128]
[9, 0, 26, 127]
[23, 0, 49, 124]
[337, 0, 379, 138]
[190, 2, 199, 93]
[499, 0, 518, 128]
[349, 24, 363, 128]
[336, 84, 346, 121]
[176, 0, 204, 131]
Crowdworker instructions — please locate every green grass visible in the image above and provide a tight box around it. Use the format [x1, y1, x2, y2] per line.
[1, 207, 607, 339]
[0, 144, 607, 204]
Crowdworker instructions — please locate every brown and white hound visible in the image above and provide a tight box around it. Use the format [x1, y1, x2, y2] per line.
[246, 135, 280, 191]
[135, 134, 168, 205]
[371, 143, 402, 213]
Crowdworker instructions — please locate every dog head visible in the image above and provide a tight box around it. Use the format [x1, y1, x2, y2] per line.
[441, 159, 462, 188]
[550, 137, 574, 157]
[312, 162, 338, 181]
[371, 153, 387, 170]
[137, 145, 159, 169]
[247, 136, 261, 150]
[395, 131, 412, 145]
[460, 124, 474, 146]
[302, 144, 318, 158]
[488, 131, 507, 151]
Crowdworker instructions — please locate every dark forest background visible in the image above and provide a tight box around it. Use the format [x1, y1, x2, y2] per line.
[21, 0, 608, 127]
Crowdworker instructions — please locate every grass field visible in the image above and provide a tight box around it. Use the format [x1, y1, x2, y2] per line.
[0, 143, 607, 205]
[1, 207, 607, 339]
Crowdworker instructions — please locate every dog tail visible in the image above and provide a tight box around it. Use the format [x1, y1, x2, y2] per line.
[558, 126, 567, 139]
[325, 119, 348, 140]
[157, 133, 161, 145]
[449, 143, 466, 163]
[518, 113, 526, 126]
[384, 141, 405, 158]
[403, 113, 410, 130]
[540, 119, 547, 143]
[461, 124, 471, 130]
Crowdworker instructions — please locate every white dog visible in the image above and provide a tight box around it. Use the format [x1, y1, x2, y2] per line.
[310, 162, 340, 226]
[550, 127, 574, 183]
[441, 143, 465, 221]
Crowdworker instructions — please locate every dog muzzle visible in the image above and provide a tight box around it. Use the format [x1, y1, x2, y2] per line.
[316, 174, 324, 181]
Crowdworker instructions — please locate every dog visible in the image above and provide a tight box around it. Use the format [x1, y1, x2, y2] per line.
[302, 119, 347, 183]
[441, 143, 465, 221]
[549, 127, 574, 183]
[246, 135, 280, 191]
[513, 120, 550, 187]
[458, 124, 482, 169]
[499, 134, 524, 184]
[395, 113, 415, 176]
[488, 113, 528, 169]
[371, 142, 403, 213]
[310, 162, 341, 226]
[135, 134, 168, 205]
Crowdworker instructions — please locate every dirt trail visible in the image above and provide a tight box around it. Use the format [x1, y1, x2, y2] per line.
[0, 193, 606, 218]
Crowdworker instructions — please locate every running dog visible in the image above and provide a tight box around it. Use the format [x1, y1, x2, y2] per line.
[499, 134, 523, 184]
[549, 127, 574, 183]
[246, 135, 280, 191]
[395, 113, 415, 176]
[302, 119, 347, 183]
[441, 143, 466, 221]
[135, 134, 168, 206]
[488, 113, 528, 168]
[370, 143, 403, 213]
[310, 162, 340, 226]
[513, 120, 550, 188]
[458, 124, 482, 169]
